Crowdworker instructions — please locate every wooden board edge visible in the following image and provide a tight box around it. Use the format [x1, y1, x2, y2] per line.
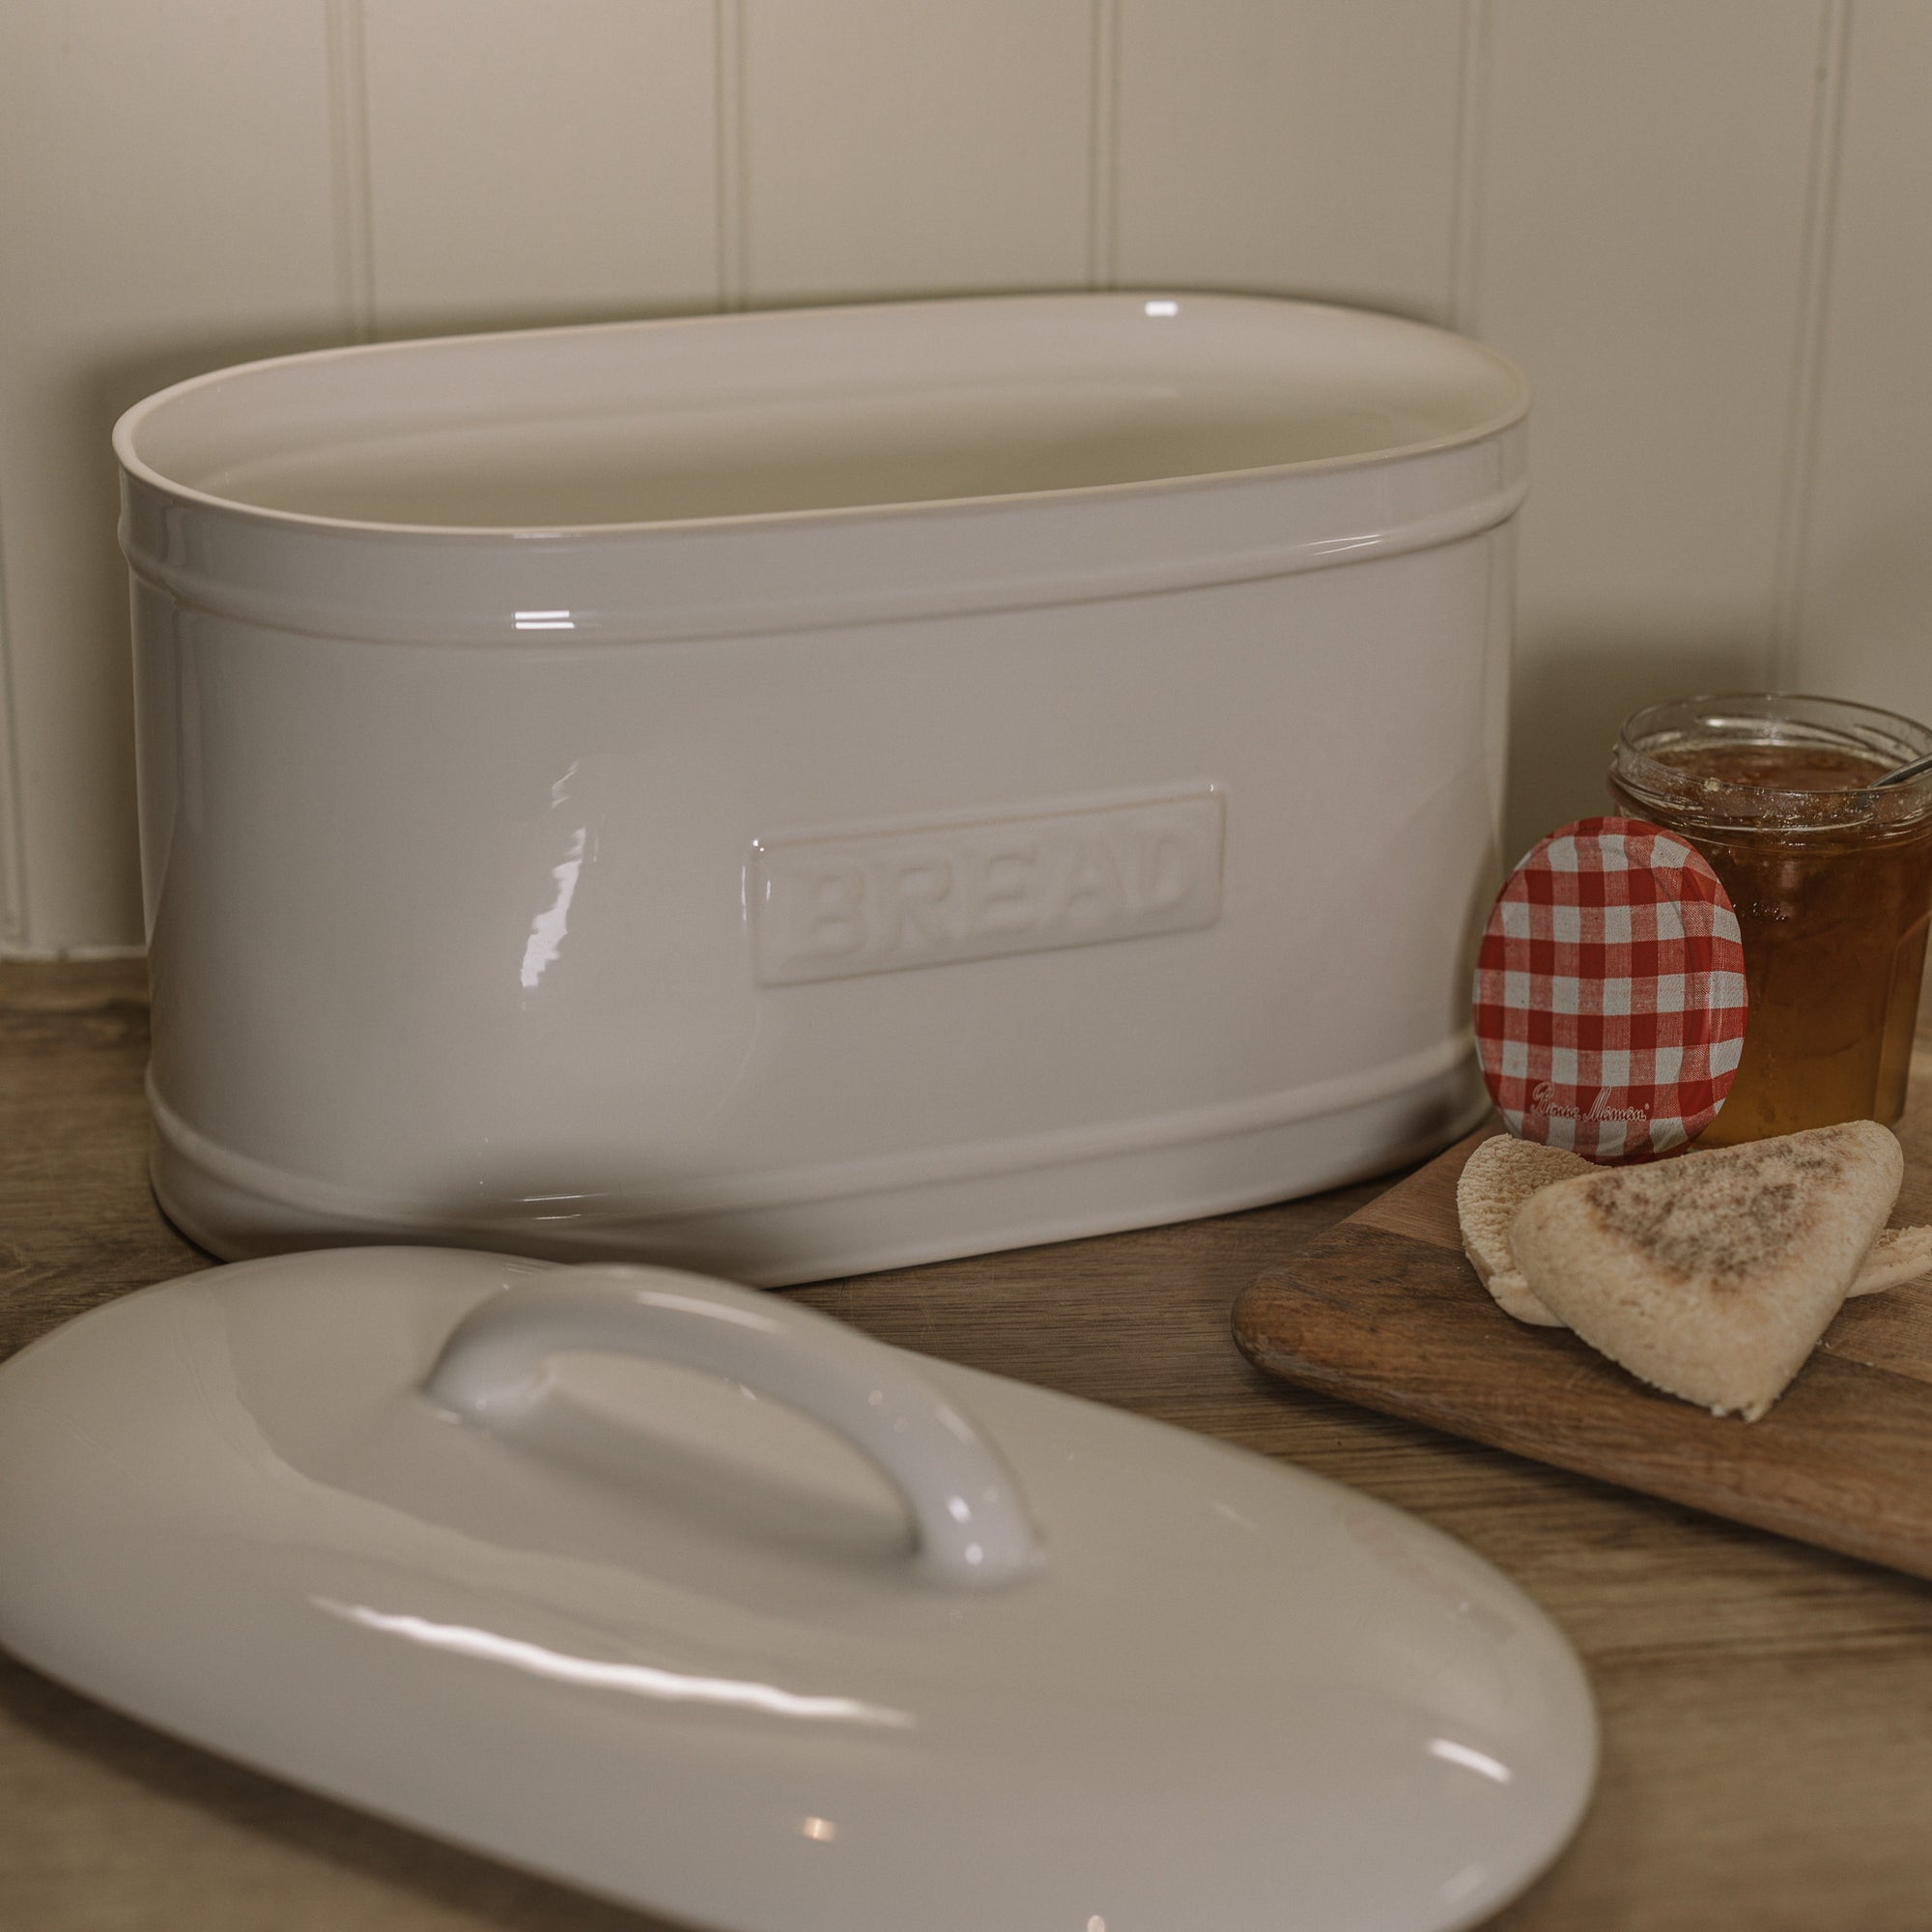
[1347, 1125, 1491, 1249]
[1236, 1218, 1932, 1585]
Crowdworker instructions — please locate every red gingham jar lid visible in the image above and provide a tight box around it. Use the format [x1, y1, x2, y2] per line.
[1472, 815, 1747, 1164]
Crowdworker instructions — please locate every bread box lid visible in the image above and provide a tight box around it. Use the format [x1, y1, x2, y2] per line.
[0, 1248, 1595, 1930]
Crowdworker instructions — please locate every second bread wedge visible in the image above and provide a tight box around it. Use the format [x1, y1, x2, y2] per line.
[1510, 1121, 1902, 1420]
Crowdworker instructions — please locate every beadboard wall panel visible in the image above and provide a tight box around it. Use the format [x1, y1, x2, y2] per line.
[1475, 0, 1830, 859]
[1112, 0, 1466, 321]
[5, 1, 1932, 954]
[738, 0, 1094, 302]
[0, 0, 347, 953]
[361, 0, 719, 336]
[1790, 1, 1932, 723]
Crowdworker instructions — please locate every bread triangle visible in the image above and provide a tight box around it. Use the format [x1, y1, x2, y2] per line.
[1458, 1131, 1928, 1327]
[1456, 1137, 1592, 1325]
[1852, 1224, 1932, 1293]
[1509, 1120, 1903, 1420]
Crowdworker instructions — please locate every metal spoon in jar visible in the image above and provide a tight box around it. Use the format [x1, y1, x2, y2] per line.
[1872, 751, 1932, 789]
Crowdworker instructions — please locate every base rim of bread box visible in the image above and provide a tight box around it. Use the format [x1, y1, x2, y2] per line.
[147, 1055, 1488, 1285]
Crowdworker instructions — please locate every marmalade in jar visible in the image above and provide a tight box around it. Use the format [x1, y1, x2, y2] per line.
[1608, 696, 1932, 1146]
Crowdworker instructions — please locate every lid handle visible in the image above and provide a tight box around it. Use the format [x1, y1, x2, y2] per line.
[421, 1264, 1041, 1589]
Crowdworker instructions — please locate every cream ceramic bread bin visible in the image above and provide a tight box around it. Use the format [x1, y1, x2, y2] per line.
[117, 294, 1528, 1282]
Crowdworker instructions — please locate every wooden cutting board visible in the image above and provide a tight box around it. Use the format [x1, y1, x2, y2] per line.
[1234, 1080, 1932, 1581]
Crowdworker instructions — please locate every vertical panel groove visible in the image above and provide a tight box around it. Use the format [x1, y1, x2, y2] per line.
[717, 0, 749, 308]
[1449, 0, 1492, 334]
[1770, 0, 1853, 687]
[1087, 0, 1121, 288]
[740, 4, 1091, 304]
[326, 0, 377, 341]
[0, 489, 30, 950]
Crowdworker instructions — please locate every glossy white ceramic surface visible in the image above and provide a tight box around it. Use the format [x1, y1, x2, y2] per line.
[118, 294, 1526, 1281]
[0, 1249, 1596, 1931]
[423, 1266, 1038, 1588]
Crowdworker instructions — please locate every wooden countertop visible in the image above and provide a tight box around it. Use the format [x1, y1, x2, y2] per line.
[5, 958, 1932, 1931]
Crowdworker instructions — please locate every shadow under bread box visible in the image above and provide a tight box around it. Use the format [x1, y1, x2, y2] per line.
[117, 294, 1527, 1284]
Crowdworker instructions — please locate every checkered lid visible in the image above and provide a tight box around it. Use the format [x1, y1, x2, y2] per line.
[1472, 815, 1747, 1163]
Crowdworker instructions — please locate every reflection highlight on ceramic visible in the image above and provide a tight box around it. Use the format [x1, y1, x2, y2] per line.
[1427, 1738, 1515, 1784]
[520, 827, 586, 991]
[316, 1601, 915, 1728]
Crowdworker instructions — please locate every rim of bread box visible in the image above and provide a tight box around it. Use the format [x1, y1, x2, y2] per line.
[115, 294, 1528, 644]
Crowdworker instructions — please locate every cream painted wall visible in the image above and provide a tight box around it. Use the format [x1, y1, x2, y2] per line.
[2, 0, 1926, 952]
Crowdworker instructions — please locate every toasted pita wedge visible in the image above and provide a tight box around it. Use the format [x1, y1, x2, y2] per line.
[1509, 1120, 1902, 1420]
[1458, 1132, 1929, 1327]
[1457, 1137, 1593, 1325]
[1853, 1224, 1932, 1293]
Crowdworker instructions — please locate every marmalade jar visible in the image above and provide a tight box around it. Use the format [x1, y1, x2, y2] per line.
[1607, 694, 1932, 1146]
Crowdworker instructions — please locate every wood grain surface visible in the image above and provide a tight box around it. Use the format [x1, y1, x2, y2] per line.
[1236, 1118, 1932, 1580]
[8, 959, 1932, 1931]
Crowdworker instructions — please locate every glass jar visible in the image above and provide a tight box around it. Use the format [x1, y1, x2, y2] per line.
[1607, 694, 1932, 1146]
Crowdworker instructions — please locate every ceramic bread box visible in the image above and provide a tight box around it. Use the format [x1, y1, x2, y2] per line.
[116, 294, 1528, 1283]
